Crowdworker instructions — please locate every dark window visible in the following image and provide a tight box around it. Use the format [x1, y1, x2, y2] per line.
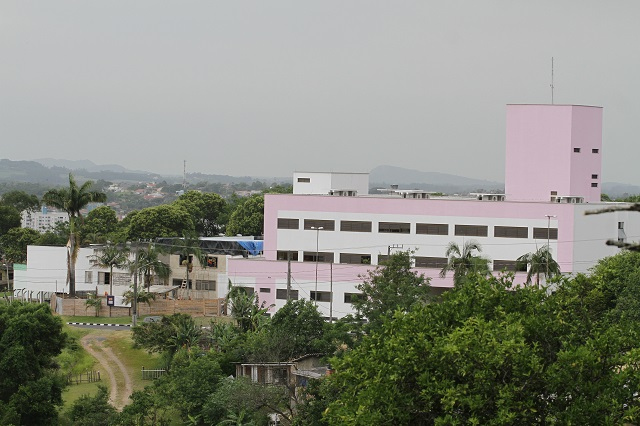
[574, 148, 581, 153]
[276, 289, 299, 300]
[493, 260, 526, 272]
[378, 222, 410, 233]
[551, 191, 558, 195]
[310, 291, 332, 302]
[618, 222, 624, 229]
[206, 255, 218, 268]
[195, 280, 216, 291]
[259, 288, 271, 293]
[494, 226, 528, 239]
[297, 177, 311, 183]
[303, 252, 334, 263]
[277, 251, 299, 261]
[340, 220, 372, 232]
[455, 225, 488, 237]
[344, 293, 362, 304]
[533, 227, 558, 240]
[414, 256, 448, 268]
[416, 223, 449, 235]
[591, 183, 598, 188]
[340, 253, 372, 264]
[179, 254, 193, 265]
[592, 174, 598, 179]
[304, 219, 335, 231]
[277, 218, 299, 229]
[592, 149, 599, 153]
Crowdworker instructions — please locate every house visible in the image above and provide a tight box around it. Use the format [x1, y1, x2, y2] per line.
[227, 104, 639, 320]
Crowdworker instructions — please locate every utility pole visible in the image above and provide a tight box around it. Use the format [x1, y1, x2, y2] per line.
[132, 241, 139, 327]
[545, 214, 557, 284]
[329, 262, 333, 323]
[311, 227, 323, 305]
[286, 252, 291, 301]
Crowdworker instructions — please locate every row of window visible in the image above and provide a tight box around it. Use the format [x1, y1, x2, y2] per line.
[574, 148, 599, 153]
[278, 218, 558, 239]
[262, 288, 361, 304]
[276, 250, 528, 271]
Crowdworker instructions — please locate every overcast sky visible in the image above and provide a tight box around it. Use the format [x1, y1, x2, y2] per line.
[1, 1, 639, 184]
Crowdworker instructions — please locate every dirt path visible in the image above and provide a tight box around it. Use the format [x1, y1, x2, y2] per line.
[80, 333, 134, 410]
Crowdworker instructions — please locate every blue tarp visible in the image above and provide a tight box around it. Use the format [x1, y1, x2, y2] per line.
[237, 240, 264, 256]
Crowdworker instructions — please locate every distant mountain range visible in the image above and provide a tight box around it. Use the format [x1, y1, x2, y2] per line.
[0, 159, 638, 198]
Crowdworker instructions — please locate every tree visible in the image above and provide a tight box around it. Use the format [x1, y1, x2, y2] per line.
[90, 243, 130, 316]
[42, 173, 107, 295]
[66, 385, 117, 426]
[0, 205, 21, 236]
[85, 293, 102, 317]
[1, 190, 40, 213]
[0, 303, 67, 425]
[352, 250, 430, 329]
[174, 191, 227, 237]
[126, 204, 195, 240]
[80, 205, 119, 244]
[227, 283, 272, 332]
[226, 195, 264, 237]
[169, 232, 206, 293]
[516, 244, 561, 286]
[129, 242, 171, 289]
[439, 240, 490, 286]
[0, 227, 41, 263]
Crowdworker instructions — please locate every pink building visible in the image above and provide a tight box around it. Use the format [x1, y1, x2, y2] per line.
[228, 104, 635, 320]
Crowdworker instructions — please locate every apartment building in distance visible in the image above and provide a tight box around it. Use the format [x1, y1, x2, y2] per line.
[21, 206, 68, 232]
[227, 104, 639, 320]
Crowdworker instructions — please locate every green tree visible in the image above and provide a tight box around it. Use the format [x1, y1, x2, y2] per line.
[85, 293, 103, 317]
[90, 243, 130, 315]
[80, 206, 119, 244]
[169, 232, 206, 292]
[0, 204, 21, 236]
[129, 243, 171, 289]
[516, 244, 561, 286]
[42, 173, 107, 295]
[0, 303, 67, 425]
[0, 227, 41, 263]
[227, 283, 272, 333]
[1, 190, 40, 213]
[352, 250, 430, 329]
[126, 204, 194, 240]
[67, 385, 116, 426]
[439, 240, 490, 286]
[174, 191, 227, 237]
[226, 195, 264, 237]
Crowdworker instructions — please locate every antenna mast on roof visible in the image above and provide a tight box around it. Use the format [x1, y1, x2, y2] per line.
[550, 57, 555, 105]
[183, 160, 186, 190]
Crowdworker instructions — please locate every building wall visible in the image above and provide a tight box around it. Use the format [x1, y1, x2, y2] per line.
[505, 104, 602, 203]
[293, 172, 369, 195]
[21, 209, 69, 232]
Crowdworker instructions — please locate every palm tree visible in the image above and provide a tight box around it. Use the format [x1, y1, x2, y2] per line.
[516, 245, 561, 287]
[42, 173, 107, 296]
[439, 240, 490, 286]
[129, 242, 171, 289]
[90, 243, 129, 316]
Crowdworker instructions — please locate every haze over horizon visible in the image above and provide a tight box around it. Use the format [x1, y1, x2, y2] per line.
[2, 2, 640, 184]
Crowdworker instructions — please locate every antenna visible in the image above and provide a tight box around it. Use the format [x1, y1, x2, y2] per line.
[550, 57, 555, 105]
[183, 160, 186, 190]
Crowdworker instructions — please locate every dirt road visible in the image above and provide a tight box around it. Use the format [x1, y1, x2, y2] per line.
[80, 332, 134, 410]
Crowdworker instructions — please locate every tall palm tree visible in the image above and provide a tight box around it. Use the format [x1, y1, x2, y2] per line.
[439, 240, 490, 286]
[90, 243, 129, 316]
[42, 173, 107, 296]
[129, 242, 171, 289]
[516, 245, 561, 287]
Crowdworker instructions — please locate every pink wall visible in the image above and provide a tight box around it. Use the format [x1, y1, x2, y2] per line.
[505, 104, 602, 203]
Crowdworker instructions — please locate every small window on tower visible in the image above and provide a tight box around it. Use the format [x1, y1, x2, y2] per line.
[592, 174, 598, 179]
[574, 148, 581, 153]
[592, 149, 599, 153]
[591, 183, 598, 188]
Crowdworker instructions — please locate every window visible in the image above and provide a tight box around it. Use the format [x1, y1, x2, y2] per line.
[98, 272, 110, 285]
[378, 222, 410, 233]
[455, 225, 488, 237]
[85, 271, 93, 283]
[195, 280, 216, 291]
[206, 255, 218, 268]
[259, 287, 271, 293]
[303, 252, 334, 263]
[494, 226, 528, 239]
[533, 227, 558, 240]
[304, 219, 335, 231]
[618, 222, 624, 230]
[574, 148, 581, 153]
[344, 293, 362, 304]
[340, 220, 372, 232]
[592, 148, 599, 153]
[416, 223, 448, 235]
[591, 183, 598, 188]
[277, 218, 299, 229]
[276, 289, 299, 300]
[179, 254, 193, 266]
[592, 174, 598, 179]
[277, 251, 299, 261]
[297, 177, 311, 183]
[340, 253, 371, 264]
[309, 291, 332, 302]
[414, 256, 448, 269]
[493, 260, 526, 272]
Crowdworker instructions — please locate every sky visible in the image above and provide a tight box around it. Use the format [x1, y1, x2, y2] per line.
[2, 1, 640, 184]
